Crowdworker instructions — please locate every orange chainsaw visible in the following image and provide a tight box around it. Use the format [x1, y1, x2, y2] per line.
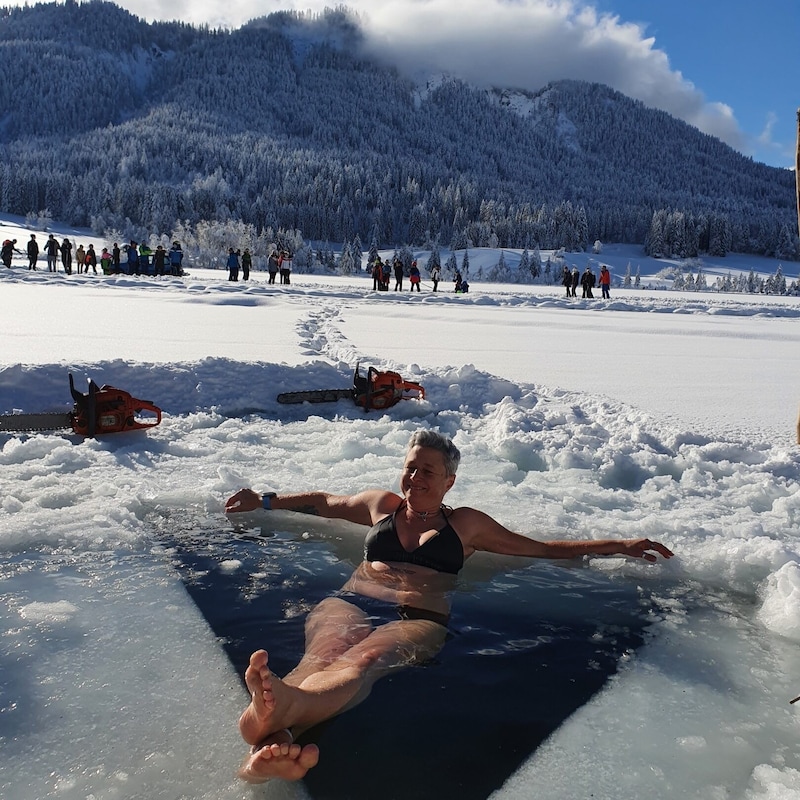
[277, 364, 425, 411]
[0, 374, 162, 436]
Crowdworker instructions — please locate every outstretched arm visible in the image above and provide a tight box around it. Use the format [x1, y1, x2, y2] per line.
[225, 488, 401, 528]
[457, 508, 674, 563]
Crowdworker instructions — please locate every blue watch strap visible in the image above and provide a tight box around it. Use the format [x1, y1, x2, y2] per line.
[262, 492, 276, 510]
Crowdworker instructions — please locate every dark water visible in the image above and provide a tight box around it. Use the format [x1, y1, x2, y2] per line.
[156, 511, 655, 800]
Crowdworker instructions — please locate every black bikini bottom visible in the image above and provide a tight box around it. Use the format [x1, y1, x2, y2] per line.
[335, 591, 450, 630]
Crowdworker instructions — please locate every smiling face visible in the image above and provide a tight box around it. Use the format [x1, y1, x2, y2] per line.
[400, 445, 456, 509]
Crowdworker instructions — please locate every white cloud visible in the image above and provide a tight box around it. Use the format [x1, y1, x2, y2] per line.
[758, 111, 778, 146]
[355, 0, 747, 152]
[50, 0, 754, 153]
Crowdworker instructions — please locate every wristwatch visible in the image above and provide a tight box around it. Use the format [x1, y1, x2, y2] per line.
[262, 492, 277, 510]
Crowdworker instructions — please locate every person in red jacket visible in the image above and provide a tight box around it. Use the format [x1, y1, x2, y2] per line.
[599, 265, 611, 299]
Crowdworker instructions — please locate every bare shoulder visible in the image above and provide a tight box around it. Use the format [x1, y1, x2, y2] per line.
[341, 489, 403, 524]
[445, 505, 503, 536]
[447, 505, 498, 523]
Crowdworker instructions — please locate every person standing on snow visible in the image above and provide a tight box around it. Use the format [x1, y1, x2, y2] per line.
[1, 238, 21, 269]
[124, 241, 139, 275]
[599, 266, 611, 299]
[75, 244, 86, 274]
[27, 234, 39, 270]
[268, 250, 279, 284]
[100, 247, 112, 274]
[279, 250, 292, 285]
[227, 247, 240, 281]
[44, 234, 59, 272]
[393, 257, 404, 291]
[430, 263, 441, 292]
[409, 261, 421, 292]
[562, 265, 572, 297]
[242, 248, 252, 281]
[84, 244, 98, 275]
[570, 267, 579, 297]
[581, 266, 595, 298]
[153, 245, 167, 276]
[60, 238, 72, 274]
[169, 242, 183, 276]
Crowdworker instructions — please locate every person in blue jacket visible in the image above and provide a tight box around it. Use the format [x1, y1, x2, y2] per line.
[124, 241, 139, 275]
[169, 242, 184, 276]
[227, 247, 240, 281]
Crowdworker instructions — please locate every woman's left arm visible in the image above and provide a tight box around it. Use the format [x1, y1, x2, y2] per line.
[460, 509, 674, 563]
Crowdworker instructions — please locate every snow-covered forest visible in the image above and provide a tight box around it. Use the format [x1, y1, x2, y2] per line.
[0, 1, 796, 261]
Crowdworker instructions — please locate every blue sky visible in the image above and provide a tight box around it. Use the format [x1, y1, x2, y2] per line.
[591, 0, 798, 168]
[9, 0, 797, 168]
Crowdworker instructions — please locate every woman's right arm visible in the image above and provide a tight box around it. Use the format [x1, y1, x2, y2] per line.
[225, 488, 399, 527]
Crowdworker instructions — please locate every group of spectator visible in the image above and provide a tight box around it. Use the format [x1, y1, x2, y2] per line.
[562, 264, 611, 299]
[228, 248, 292, 283]
[120, 241, 185, 276]
[4, 237, 615, 300]
[2, 233, 185, 276]
[368, 256, 430, 292]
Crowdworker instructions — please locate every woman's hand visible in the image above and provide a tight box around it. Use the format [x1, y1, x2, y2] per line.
[615, 538, 675, 562]
[225, 488, 263, 513]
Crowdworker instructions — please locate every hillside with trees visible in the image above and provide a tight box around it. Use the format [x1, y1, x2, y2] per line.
[0, 1, 795, 260]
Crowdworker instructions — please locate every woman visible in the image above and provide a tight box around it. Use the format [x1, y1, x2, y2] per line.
[225, 431, 673, 783]
[75, 244, 85, 274]
[60, 238, 72, 274]
[226, 247, 239, 281]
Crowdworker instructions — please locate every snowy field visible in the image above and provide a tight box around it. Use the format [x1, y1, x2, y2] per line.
[2, 216, 800, 800]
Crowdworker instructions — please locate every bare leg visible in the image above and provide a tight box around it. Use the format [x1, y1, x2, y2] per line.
[239, 598, 374, 746]
[238, 728, 320, 784]
[238, 645, 381, 747]
[284, 597, 374, 684]
[238, 614, 447, 746]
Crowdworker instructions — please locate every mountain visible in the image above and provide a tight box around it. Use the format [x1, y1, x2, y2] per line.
[0, 1, 795, 258]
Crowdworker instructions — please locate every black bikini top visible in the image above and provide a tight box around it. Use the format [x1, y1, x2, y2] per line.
[363, 506, 464, 575]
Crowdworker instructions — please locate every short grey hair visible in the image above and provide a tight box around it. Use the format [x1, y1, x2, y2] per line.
[407, 430, 461, 476]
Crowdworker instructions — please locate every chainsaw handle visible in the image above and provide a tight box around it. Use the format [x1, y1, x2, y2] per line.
[130, 401, 162, 429]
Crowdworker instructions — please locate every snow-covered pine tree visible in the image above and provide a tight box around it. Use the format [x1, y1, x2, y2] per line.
[774, 264, 787, 295]
[427, 244, 441, 276]
[695, 267, 706, 291]
[488, 250, 510, 282]
[518, 248, 531, 283]
[623, 263, 632, 288]
[531, 245, 542, 281]
[338, 241, 354, 274]
[399, 244, 414, 272]
[351, 234, 363, 269]
[367, 236, 379, 270]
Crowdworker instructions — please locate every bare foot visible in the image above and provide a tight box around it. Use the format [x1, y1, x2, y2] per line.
[238, 649, 293, 746]
[238, 730, 320, 783]
[239, 644, 387, 746]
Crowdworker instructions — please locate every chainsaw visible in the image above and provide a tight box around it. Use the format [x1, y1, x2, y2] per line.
[0, 374, 162, 436]
[277, 364, 425, 411]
